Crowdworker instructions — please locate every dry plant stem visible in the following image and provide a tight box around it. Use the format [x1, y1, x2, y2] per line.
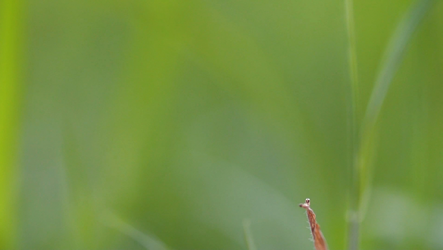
[299, 199, 328, 250]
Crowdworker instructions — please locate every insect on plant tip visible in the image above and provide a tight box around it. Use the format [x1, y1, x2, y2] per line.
[299, 198, 328, 250]
[299, 198, 310, 208]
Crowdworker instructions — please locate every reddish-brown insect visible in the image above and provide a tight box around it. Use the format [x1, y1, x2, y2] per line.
[299, 198, 328, 250]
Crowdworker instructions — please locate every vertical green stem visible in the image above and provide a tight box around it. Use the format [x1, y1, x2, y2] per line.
[344, 0, 360, 249]
[344, 1, 436, 250]
[356, 0, 436, 229]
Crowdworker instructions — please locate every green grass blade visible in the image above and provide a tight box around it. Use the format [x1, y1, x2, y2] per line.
[101, 211, 170, 250]
[360, 0, 437, 207]
[344, 0, 361, 249]
[345, 1, 436, 250]
[350, 1, 437, 250]
[242, 219, 257, 250]
[363, 0, 436, 131]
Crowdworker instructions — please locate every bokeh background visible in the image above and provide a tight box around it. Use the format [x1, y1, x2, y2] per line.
[1, 0, 443, 249]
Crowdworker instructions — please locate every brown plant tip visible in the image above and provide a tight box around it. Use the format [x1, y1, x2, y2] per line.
[299, 198, 328, 250]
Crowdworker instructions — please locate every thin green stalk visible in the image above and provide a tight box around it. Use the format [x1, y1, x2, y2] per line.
[345, 1, 436, 250]
[344, 0, 360, 249]
[357, 0, 436, 228]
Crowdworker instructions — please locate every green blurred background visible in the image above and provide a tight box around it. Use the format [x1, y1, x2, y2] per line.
[1, 0, 443, 249]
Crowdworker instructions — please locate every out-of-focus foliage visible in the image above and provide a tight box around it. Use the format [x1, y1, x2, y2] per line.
[0, 0, 442, 249]
[0, 0, 22, 249]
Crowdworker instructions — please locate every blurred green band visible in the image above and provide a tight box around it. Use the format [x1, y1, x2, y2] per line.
[0, 0, 23, 248]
